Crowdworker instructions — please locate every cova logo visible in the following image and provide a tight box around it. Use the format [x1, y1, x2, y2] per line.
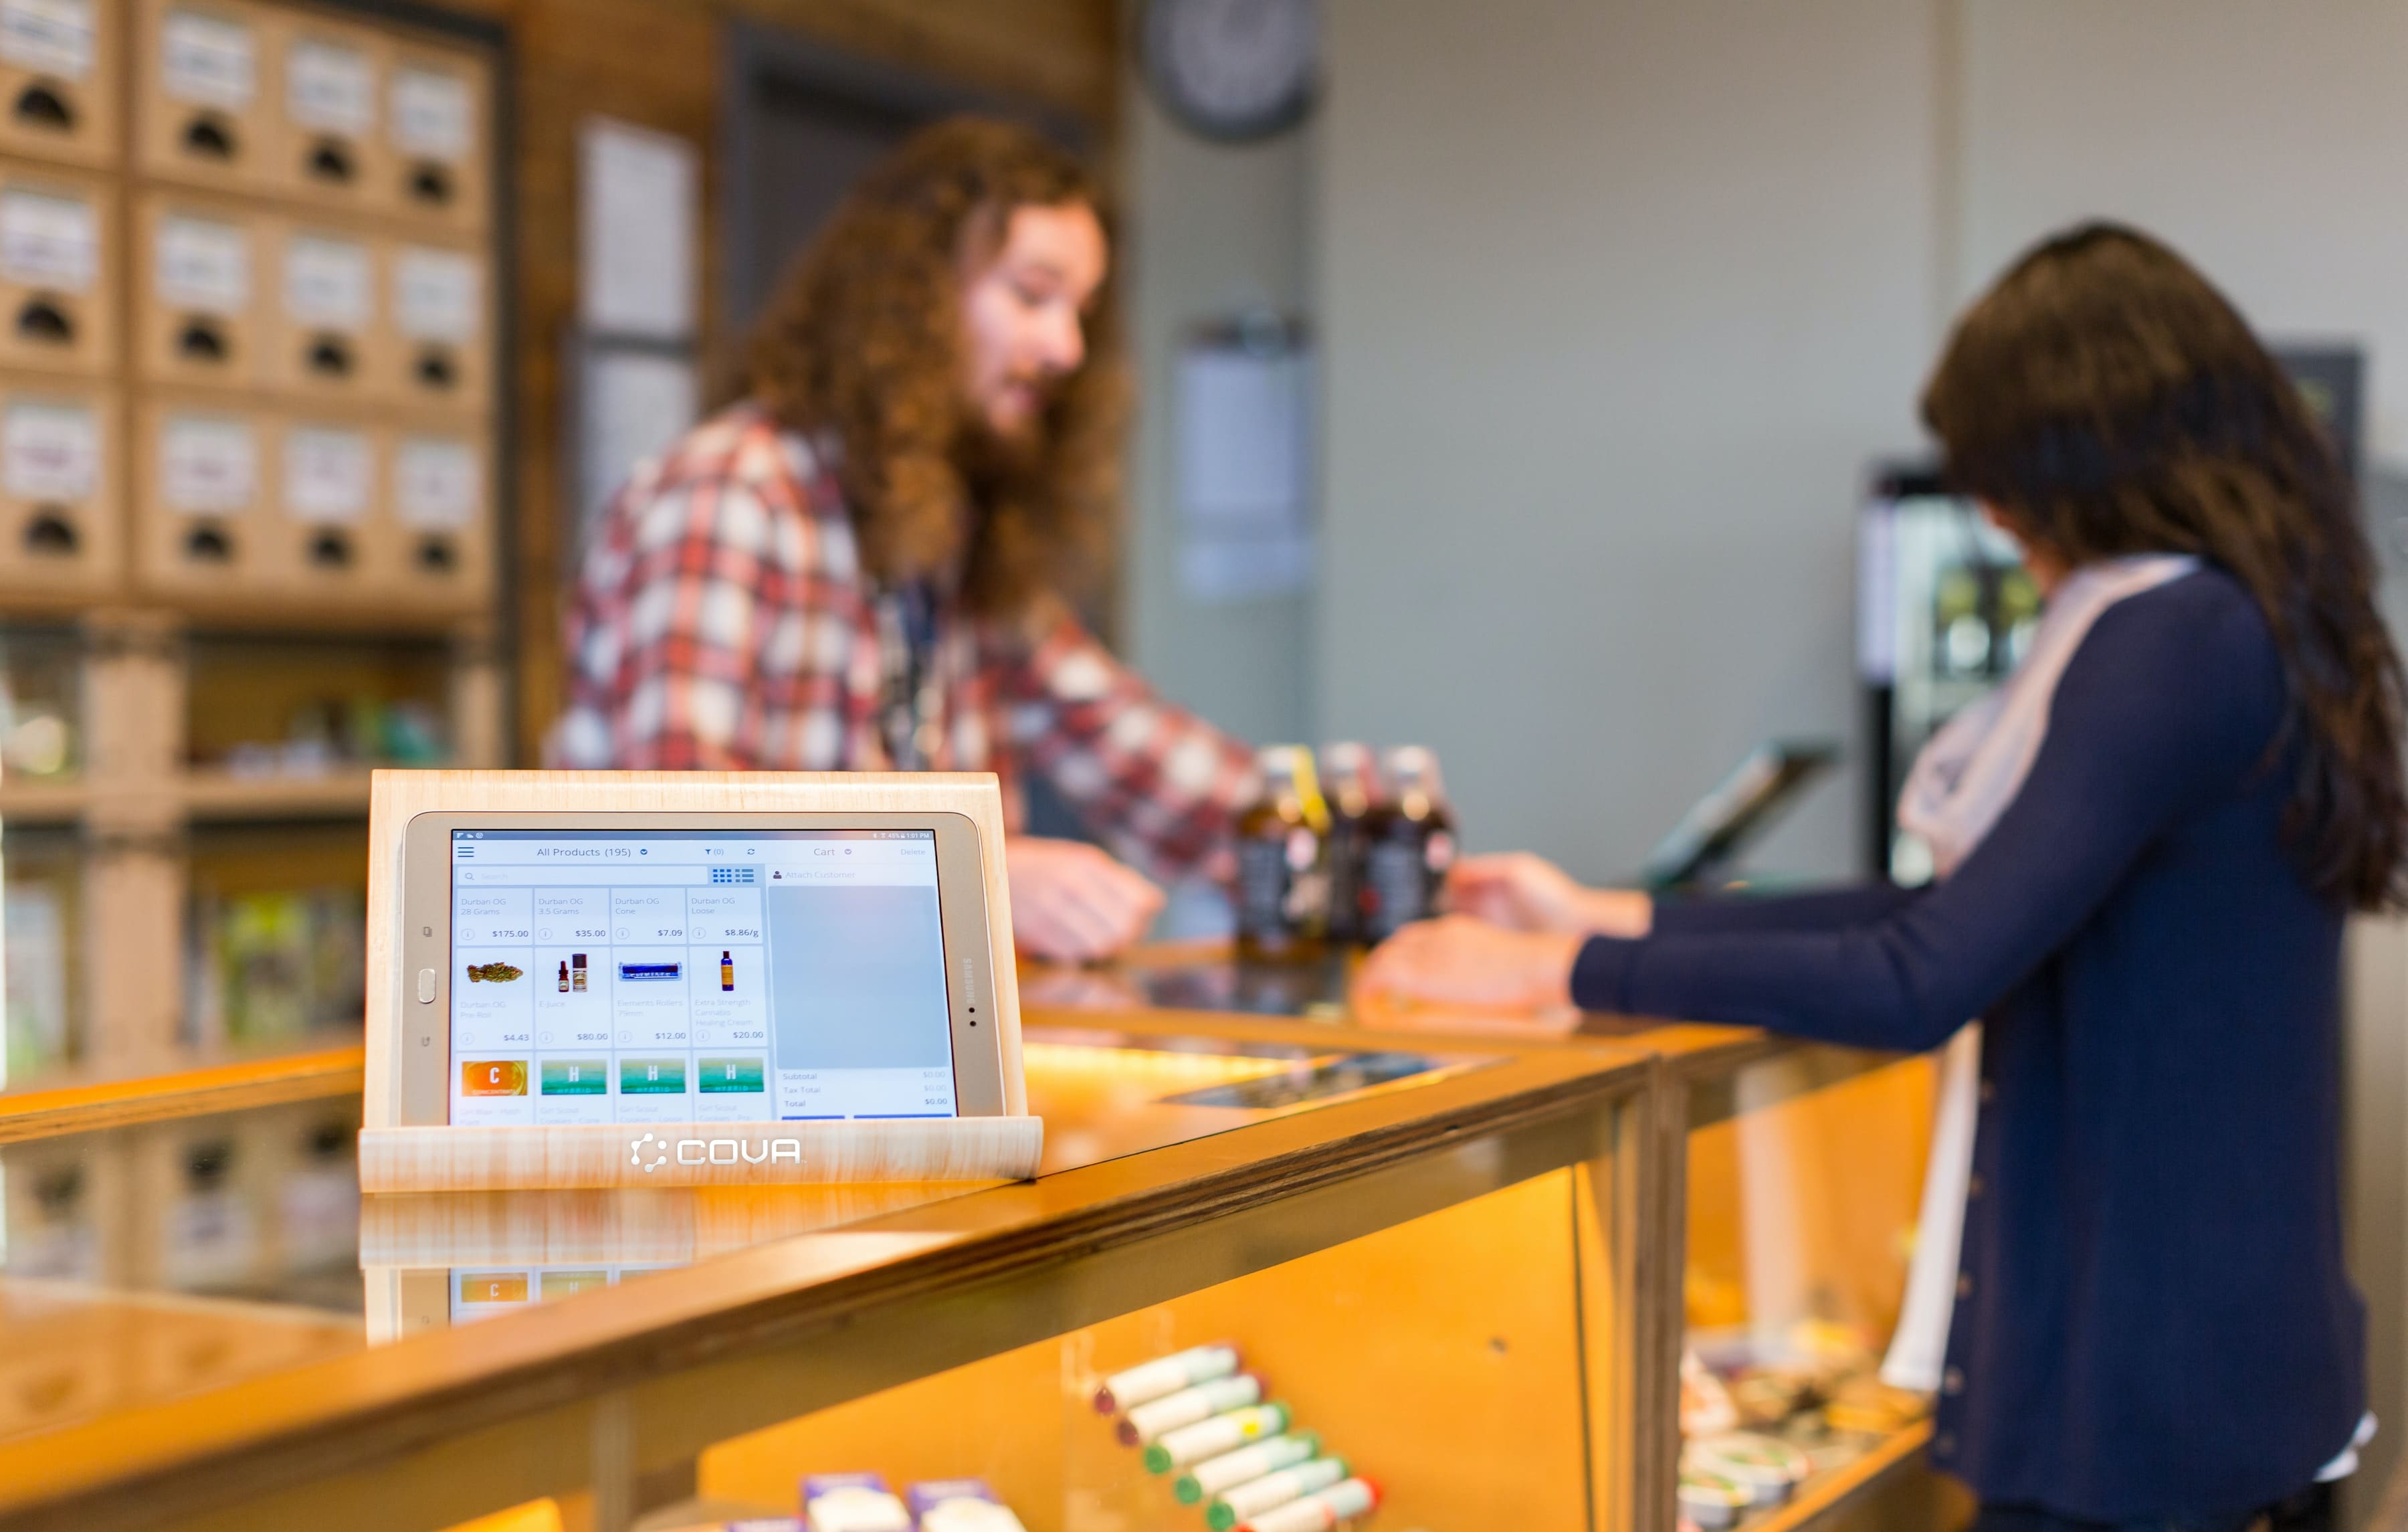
[628, 1130, 809, 1172]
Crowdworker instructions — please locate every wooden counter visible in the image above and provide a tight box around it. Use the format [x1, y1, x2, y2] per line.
[0, 1028, 1654, 1532]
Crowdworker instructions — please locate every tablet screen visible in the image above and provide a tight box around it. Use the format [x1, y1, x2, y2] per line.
[446, 829, 957, 1125]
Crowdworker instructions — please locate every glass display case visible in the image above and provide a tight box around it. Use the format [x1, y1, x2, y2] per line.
[0, 1021, 1656, 1532]
[1671, 1039, 1951, 1530]
[1020, 951, 1955, 1532]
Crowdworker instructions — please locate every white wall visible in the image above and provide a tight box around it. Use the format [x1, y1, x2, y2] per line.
[1959, 0, 2408, 459]
[1315, 0, 1944, 882]
[1119, 49, 1316, 749]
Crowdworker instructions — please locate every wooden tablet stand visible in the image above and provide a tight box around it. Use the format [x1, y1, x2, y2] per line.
[357, 770, 1043, 1192]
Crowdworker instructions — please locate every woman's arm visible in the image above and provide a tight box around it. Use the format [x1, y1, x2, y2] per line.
[1448, 854, 1922, 937]
[1569, 589, 2280, 1050]
[1359, 581, 2282, 1046]
[1649, 882, 1927, 936]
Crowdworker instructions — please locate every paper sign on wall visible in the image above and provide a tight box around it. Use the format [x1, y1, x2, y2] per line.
[390, 65, 470, 159]
[0, 0, 94, 78]
[283, 235, 371, 326]
[0, 190, 94, 290]
[161, 415, 256, 512]
[156, 215, 249, 312]
[395, 437, 477, 529]
[579, 118, 696, 341]
[1176, 340, 1316, 603]
[3, 401, 96, 499]
[283, 426, 371, 523]
[286, 39, 374, 136]
[161, 9, 253, 108]
[393, 247, 478, 341]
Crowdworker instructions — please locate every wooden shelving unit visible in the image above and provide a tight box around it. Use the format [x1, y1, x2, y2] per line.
[0, 0, 508, 1084]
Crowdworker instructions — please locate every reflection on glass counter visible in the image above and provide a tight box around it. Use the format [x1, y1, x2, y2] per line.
[1678, 1053, 1938, 1527]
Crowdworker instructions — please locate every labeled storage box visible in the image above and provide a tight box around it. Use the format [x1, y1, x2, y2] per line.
[381, 417, 486, 612]
[0, 157, 110, 373]
[134, 393, 266, 595]
[268, 409, 392, 597]
[0, 374, 118, 596]
[135, 189, 259, 387]
[386, 237, 484, 409]
[262, 215, 384, 399]
[135, 0, 273, 192]
[270, 11, 390, 212]
[384, 41, 484, 230]
[0, 0, 118, 167]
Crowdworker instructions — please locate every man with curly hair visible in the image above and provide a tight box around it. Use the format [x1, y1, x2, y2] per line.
[555, 118, 1258, 962]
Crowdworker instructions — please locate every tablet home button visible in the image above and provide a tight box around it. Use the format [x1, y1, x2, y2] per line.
[416, 967, 437, 1004]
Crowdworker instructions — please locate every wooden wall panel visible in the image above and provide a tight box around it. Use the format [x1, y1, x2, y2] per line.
[425, 0, 1118, 764]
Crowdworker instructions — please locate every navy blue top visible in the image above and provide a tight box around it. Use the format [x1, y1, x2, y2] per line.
[1573, 570, 2364, 1519]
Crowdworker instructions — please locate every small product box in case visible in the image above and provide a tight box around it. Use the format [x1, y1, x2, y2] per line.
[136, 190, 261, 388]
[272, 13, 392, 211]
[0, 159, 109, 374]
[385, 43, 485, 230]
[907, 1480, 1025, 1532]
[264, 216, 385, 399]
[0, 0, 118, 167]
[136, 0, 274, 191]
[803, 1474, 910, 1532]
[135, 395, 266, 596]
[0, 374, 116, 595]
[387, 237, 486, 409]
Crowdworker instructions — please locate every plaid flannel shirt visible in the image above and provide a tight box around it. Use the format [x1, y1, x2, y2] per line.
[552, 404, 1259, 882]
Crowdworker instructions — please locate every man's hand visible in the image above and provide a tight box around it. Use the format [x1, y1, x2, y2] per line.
[1447, 852, 1652, 937]
[1008, 836, 1165, 963]
[1350, 914, 1587, 1022]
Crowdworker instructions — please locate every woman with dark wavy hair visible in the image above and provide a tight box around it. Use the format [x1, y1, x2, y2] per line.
[557, 118, 1256, 961]
[1358, 224, 2404, 1527]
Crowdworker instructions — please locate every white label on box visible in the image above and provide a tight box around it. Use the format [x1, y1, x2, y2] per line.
[286, 37, 372, 134]
[0, 189, 94, 290]
[155, 215, 248, 312]
[3, 401, 96, 499]
[282, 234, 369, 326]
[282, 425, 370, 523]
[395, 436, 476, 529]
[161, 414, 255, 512]
[393, 247, 478, 341]
[389, 64, 469, 159]
[161, 9, 253, 108]
[0, 0, 94, 78]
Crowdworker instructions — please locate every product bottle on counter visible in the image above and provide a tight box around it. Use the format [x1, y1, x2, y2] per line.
[1360, 745, 1458, 943]
[1318, 741, 1381, 947]
[1233, 744, 1332, 961]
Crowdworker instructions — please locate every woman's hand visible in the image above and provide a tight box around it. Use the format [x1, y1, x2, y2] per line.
[1448, 852, 1653, 937]
[1351, 914, 1587, 1021]
[1008, 837, 1165, 963]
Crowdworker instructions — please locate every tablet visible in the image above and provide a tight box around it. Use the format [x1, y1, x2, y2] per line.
[395, 812, 1007, 1127]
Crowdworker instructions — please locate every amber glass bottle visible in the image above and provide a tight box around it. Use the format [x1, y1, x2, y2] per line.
[1319, 741, 1382, 948]
[1232, 744, 1332, 961]
[1360, 746, 1458, 943]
